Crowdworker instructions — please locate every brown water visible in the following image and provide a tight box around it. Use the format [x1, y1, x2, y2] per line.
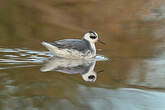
[1, 0, 165, 110]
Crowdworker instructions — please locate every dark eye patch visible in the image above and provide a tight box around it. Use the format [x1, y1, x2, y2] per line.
[90, 36, 97, 39]
[88, 75, 95, 79]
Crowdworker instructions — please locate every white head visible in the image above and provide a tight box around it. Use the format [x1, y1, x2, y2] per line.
[83, 31, 99, 43]
[83, 31, 105, 44]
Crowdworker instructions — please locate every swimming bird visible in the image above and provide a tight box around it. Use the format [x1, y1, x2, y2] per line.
[41, 31, 105, 59]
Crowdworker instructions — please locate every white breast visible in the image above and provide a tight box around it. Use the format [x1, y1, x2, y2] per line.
[90, 42, 96, 56]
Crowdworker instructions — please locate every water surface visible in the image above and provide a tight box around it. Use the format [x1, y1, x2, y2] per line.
[1, 0, 165, 110]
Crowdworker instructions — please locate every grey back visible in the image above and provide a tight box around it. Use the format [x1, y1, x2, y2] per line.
[48, 39, 92, 53]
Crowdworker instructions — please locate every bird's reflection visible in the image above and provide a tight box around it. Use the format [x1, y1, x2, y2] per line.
[40, 57, 103, 82]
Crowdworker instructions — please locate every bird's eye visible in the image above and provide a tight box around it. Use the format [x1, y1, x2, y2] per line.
[90, 36, 97, 39]
[88, 75, 95, 79]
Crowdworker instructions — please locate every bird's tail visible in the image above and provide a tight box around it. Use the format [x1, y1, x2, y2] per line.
[41, 41, 58, 54]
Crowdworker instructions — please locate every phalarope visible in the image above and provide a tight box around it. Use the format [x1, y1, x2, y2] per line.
[41, 31, 105, 59]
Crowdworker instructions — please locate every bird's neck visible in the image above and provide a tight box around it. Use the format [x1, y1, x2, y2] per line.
[83, 39, 96, 55]
[89, 42, 96, 55]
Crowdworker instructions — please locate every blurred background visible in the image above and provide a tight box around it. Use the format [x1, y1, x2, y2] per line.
[1, 0, 165, 110]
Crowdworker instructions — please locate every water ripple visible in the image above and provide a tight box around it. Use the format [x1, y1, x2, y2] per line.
[0, 48, 109, 70]
[0, 48, 53, 70]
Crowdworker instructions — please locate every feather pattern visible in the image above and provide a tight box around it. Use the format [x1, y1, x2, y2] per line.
[48, 39, 93, 53]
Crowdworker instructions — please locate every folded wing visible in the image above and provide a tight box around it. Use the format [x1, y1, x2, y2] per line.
[48, 39, 90, 52]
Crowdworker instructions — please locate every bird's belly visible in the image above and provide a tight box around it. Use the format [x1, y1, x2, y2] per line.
[54, 48, 95, 59]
